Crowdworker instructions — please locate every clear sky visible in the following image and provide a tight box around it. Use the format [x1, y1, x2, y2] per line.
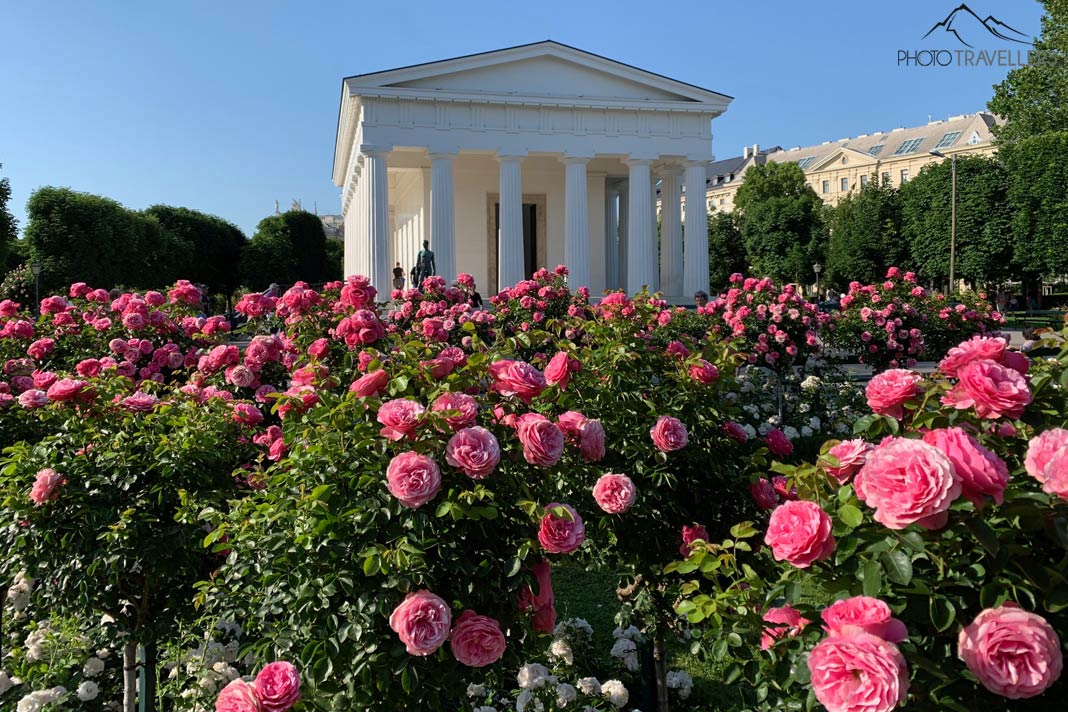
[1, 0, 1046, 238]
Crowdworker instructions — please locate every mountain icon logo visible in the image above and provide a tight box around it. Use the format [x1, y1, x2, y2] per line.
[923, 3, 1031, 48]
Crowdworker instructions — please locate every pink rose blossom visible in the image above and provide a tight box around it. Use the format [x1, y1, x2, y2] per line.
[722, 421, 748, 443]
[749, 479, 778, 510]
[431, 392, 478, 431]
[680, 523, 710, 557]
[233, 403, 264, 426]
[764, 428, 794, 458]
[121, 392, 159, 412]
[689, 360, 719, 384]
[808, 630, 909, 712]
[516, 414, 564, 467]
[1024, 428, 1068, 485]
[650, 416, 688, 452]
[30, 468, 65, 505]
[75, 358, 103, 377]
[764, 500, 835, 568]
[386, 452, 441, 509]
[254, 661, 301, 712]
[865, 369, 922, 419]
[517, 559, 556, 633]
[488, 359, 546, 403]
[46, 378, 89, 403]
[538, 503, 585, 554]
[544, 350, 580, 390]
[854, 438, 961, 530]
[760, 605, 811, 650]
[1042, 449, 1068, 499]
[959, 604, 1063, 699]
[578, 419, 606, 461]
[941, 359, 1031, 420]
[821, 597, 907, 643]
[445, 426, 501, 479]
[389, 590, 452, 656]
[449, 610, 507, 667]
[592, 474, 636, 514]
[922, 428, 1009, 506]
[349, 369, 389, 398]
[556, 411, 587, 441]
[376, 399, 425, 441]
[214, 679, 262, 712]
[939, 335, 1013, 378]
[18, 389, 48, 409]
[823, 439, 873, 484]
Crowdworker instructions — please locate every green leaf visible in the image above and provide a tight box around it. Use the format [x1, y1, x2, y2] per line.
[729, 522, 758, 539]
[964, 518, 1000, 556]
[837, 504, 864, 529]
[861, 559, 883, 597]
[881, 549, 913, 586]
[929, 596, 956, 632]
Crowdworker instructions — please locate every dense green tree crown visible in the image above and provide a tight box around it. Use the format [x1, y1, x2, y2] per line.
[732, 162, 825, 284]
[0, 165, 16, 269]
[1001, 131, 1068, 280]
[826, 177, 907, 289]
[899, 156, 1015, 290]
[145, 205, 245, 296]
[706, 212, 748, 293]
[240, 210, 336, 289]
[989, 0, 1068, 144]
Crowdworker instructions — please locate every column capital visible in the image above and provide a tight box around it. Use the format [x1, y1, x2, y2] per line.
[359, 144, 392, 158]
[683, 159, 710, 169]
[658, 163, 684, 177]
[427, 151, 457, 161]
[623, 157, 655, 167]
[560, 155, 592, 166]
[496, 152, 526, 163]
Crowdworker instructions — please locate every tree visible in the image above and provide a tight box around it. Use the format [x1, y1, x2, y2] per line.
[1001, 131, 1068, 283]
[899, 156, 1015, 289]
[825, 178, 907, 289]
[989, 0, 1068, 144]
[732, 162, 825, 284]
[706, 211, 748, 293]
[0, 165, 16, 269]
[324, 239, 344, 282]
[240, 210, 330, 289]
[145, 205, 245, 298]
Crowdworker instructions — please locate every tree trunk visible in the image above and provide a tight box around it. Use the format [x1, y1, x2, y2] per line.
[653, 635, 670, 712]
[123, 641, 138, 712]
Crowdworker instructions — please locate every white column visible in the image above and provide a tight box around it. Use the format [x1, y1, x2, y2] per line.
[684, 161, 710, 297]
[617, 183, 628, 292]
[625, 159, 657, 294]
[362, 146, 391, 298]
[562, 157, 591, 290]
[659, 166, 684, 298]
[605, 183, 619, 291]
[429, 153, 456, 286]
[498, 155, 524, 291]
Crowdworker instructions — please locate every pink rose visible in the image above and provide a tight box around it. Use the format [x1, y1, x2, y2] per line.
[650, 416, 688, 452]
[545, 350, 580, 390]
[823, 439, 873, 484]
[958, 604, 1063, 699]
[349, 369, 389, 398]
[46, 378, 89, 402]
[1024, 428, 1068, 485]
[761, 605, 811, 650]
[215, 679, 262, 712]
[445, 427, 501, 479]
[449, 610, 507, 667]
[592, 474, 636, 514]
[376, 399, 425, 441]
[538, 503, 585, 554]
[688, 359, 719, 385]
[941, 359, 1031, 420]
[821, 597, 907, 643]
[939, 335, 1017, 378]
[517, 559, 556, 633]
[578, 419, 605, 461]
[722, 421, 748, 443]
[386, 452, 441, 509]
[1042, 449, 1068, 499]
[749, 479, 778, 510]
[18, 389, 48, 409]
[389, 590, 452, 656]
[30, 468, 65, 505]
[488, 359, 546, 403]
[516, 414, 564, 467]
[233, 403, 264, 426]
[27, 338, 55, 360]
[865, 369, 922, 419]
[226, 365, 257, 389]
[254, 661, 301, 712]
[680, 523, 709, 557]
[764, 500, 835, 568]
[556, 411, 587, 441]
[809, 630, 909, 712]
[121, 391, 159, 412]
[431, 392, 478, 431]
[76, 359, 103, 378]
[854, 438, 961, 530]
[922, 428, 1009, 507]
[764, 428, 794, 458]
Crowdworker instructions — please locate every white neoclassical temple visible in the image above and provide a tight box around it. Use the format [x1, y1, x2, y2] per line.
[332, 41, 732, 301]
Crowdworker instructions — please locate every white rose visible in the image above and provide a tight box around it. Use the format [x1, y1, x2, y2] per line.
[515, 688, 533, 712]
[517, 663, 548, 690]
[601, 679, 629, 708]
[555, 682, 577, 706]
[467, 683, 486, 698]
[549, 638, 573, 666]
[576, 677, 601, 696]
[609, 638, 636, 659]
[84, 657, 105, 677]
[77, 681, 100, 701]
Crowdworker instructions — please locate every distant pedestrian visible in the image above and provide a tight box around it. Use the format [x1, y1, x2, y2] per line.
[693, 291, 709, 309]
[392, 262, 405, 291]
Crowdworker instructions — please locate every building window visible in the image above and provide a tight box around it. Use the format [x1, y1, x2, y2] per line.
[900, 168, 910, 183]
[841, 177, 850, 192]
[881, 171, 890, 184]
[707, 199, 714, 210]
[860, 174, 869, 187]
[719, 198, 725, 205]
[797, 157, 817, 170]
[934, 131, 963, 149]
[893, 138, 925, 155]
[868, 144, 886, 156]
[822, 180, 830, 194]
[968, 130, 982, 145]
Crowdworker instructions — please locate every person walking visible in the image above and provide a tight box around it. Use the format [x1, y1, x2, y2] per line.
[392, 262, 405, 291]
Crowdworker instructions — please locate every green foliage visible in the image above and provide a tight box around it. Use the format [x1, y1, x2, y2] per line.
[989, 0, 1068, 145]
[733, 162, 825, 284]
[0, 165, 17, 268]
[899, 156, 1015, 290]
[1001, 132, 1068, 281]
[240, 211, 330, 289]
[145, 205, 246, 297]
[826, 179, 907, 289]
[707, 212, 748, 293]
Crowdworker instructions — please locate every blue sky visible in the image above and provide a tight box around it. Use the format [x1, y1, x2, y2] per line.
[1, 0, 1045, 237]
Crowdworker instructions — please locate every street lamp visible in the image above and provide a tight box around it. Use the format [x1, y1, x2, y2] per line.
[813, 262, 823, 297]
[930, 150, 957, 294]
[29, 261, 41, 315]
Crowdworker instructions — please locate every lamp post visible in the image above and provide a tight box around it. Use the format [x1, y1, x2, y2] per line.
[813, 262, 822, 297]
[929, 150, 957, 294]
[30, 261, 41, 315]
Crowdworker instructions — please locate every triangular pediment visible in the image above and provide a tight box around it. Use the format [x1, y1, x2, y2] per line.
[809, 147, 882, 171]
